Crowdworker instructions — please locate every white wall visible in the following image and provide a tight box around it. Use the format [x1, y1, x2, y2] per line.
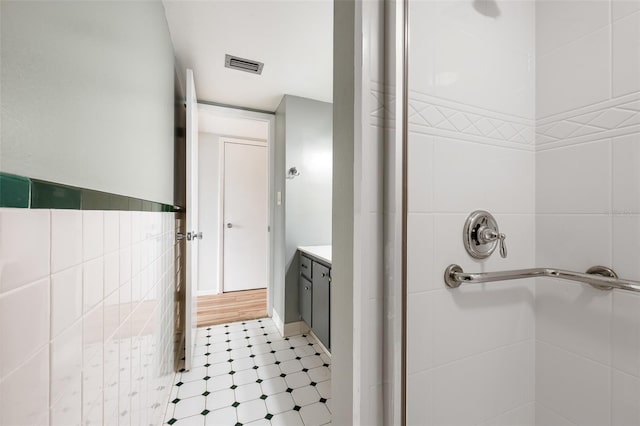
[406, 1, 537, 424]
[197, 111, 270, 295]
[534, 2, 640, 425]
[0, 1, 175, 205]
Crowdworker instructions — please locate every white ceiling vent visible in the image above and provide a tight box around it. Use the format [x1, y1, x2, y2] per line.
[225, 54, 264, 75]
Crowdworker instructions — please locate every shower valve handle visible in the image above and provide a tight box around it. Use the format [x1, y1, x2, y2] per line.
[478, 227, 508, 259]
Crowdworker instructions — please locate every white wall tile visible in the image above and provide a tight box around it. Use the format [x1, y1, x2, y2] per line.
[613, 215, 640, 280]
[50, 265, 83, 338]
[613, 134, 640, 214]
[104, 251, 119, 297]
[429, 341, 534, 425]
[536, 0, 609, 56]
[612, 369, 640, 426]
[535, 404, 576, 426]
[0, 278, 49, 378]
[50, 385, 82, 426]
[82, 210, 104, 261]
[433, 139, 535, 213]
[119, 247, 131, 285]
[536, 27, 610, 118]
[537, 141, 611, 214]
[119, 211, 132, 248]
[407, 213, 435, 294]
[479, 402, 535, 426]
[536, 341, 611, 426]
[83, 302, 104, 363]
[51, 209, 83, 273]
[536, 215, 612, 271]
[0, 346, 50, 426]
[83, 257, 103, 313]
[536, 279, 612, 364]
[612, 291, 640, 377]
[50, 319, 82, 404]
[612, 0, 640, 20]
[406, 369, 434, 426]
[407, 292, 434, 375]
[407, 133, 434, 213]
[612, 11, 640, 97]
[0, 209, 50, 293]
[431, 285, 534, 366]
[104, 211, 119, 253]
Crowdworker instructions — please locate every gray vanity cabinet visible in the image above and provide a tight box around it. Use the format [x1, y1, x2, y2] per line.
[298, 252, 331, 351]
[311, 262, 330, 350]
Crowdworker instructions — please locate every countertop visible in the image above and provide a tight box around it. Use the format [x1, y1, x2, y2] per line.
[298, 245, 332, 265]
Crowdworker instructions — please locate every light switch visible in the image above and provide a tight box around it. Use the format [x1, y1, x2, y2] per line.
[277, 191, 282, 205]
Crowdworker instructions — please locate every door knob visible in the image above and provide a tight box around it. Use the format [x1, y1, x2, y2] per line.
[226, 223, 233, 229]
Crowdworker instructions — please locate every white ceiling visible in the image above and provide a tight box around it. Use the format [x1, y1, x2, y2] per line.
[163, 0, 333, 112]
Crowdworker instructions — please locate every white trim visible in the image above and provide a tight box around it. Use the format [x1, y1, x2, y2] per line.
[309, 329, 331, 358]
[283, 320, 310, 338]
[272, 308, 285, 337]
[196, 289, 220, 297]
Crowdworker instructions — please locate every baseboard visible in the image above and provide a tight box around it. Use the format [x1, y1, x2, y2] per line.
[283, 320, 310, 338]
[309, 330, 331, 358]
[196, 289, 220, 297]
[272, 309, 285, 337]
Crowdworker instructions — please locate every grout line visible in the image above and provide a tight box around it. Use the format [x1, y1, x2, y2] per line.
[537, 21, 611, 60]
[536, 339, 613, 371]
[408, 338, 534, 376]
[536, 401, 578, 425]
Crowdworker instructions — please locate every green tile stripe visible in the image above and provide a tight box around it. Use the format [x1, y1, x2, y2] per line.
[0, 173, 30, 208]
[0, 172, 180, 212]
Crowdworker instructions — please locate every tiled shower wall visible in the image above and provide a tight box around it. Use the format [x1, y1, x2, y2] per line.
[0, 208, 177, 425]
[406, 1, 537, 424]
[534, 1, 640, 425]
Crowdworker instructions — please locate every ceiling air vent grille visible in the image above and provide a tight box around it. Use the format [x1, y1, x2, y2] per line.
[225, 54, 264, 75]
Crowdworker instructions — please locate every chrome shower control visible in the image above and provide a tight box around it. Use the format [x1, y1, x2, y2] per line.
[463, 210, 507, 259]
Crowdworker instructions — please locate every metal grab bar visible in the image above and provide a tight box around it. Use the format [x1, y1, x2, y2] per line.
[444, 264, 640, 293]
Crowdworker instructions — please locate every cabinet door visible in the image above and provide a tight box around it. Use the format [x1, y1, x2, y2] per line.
[299, 275, 312, 327]
[312, 262, 330, 350]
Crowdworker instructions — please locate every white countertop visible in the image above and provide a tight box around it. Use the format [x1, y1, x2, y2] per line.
[298, 245, 332, 264]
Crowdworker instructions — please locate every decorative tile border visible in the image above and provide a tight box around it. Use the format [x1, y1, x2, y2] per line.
[407, 91, 535, 150]
[0, 172, 181, 211]
[536, 91, 640, 150]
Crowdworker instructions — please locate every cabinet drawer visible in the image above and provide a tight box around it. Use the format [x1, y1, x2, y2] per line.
[300, 255, 312, 280]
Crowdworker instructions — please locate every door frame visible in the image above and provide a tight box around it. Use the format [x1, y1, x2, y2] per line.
[198, 103, 276, 317]
[218, 137, 269, 296]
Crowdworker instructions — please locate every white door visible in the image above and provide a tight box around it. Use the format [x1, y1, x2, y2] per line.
[184, 69, 199, 371]
[223, 141, 268, 292]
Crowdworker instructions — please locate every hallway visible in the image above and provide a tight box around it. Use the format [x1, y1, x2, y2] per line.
[164, 318, 332, 426]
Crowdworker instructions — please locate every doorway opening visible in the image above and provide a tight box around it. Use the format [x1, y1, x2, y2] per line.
[195, 106, 276, 328]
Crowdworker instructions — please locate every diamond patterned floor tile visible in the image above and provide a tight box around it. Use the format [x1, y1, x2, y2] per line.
[167, 318, 331, 425]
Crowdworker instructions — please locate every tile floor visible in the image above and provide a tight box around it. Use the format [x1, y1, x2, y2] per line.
[164, 318, 332, 426]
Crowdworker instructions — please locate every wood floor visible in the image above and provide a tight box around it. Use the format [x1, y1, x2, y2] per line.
[196, 288, 267, 327]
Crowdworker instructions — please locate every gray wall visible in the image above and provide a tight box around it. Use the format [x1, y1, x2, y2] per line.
[277, 95, 333, 324]
[0, 1, 175, 204]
